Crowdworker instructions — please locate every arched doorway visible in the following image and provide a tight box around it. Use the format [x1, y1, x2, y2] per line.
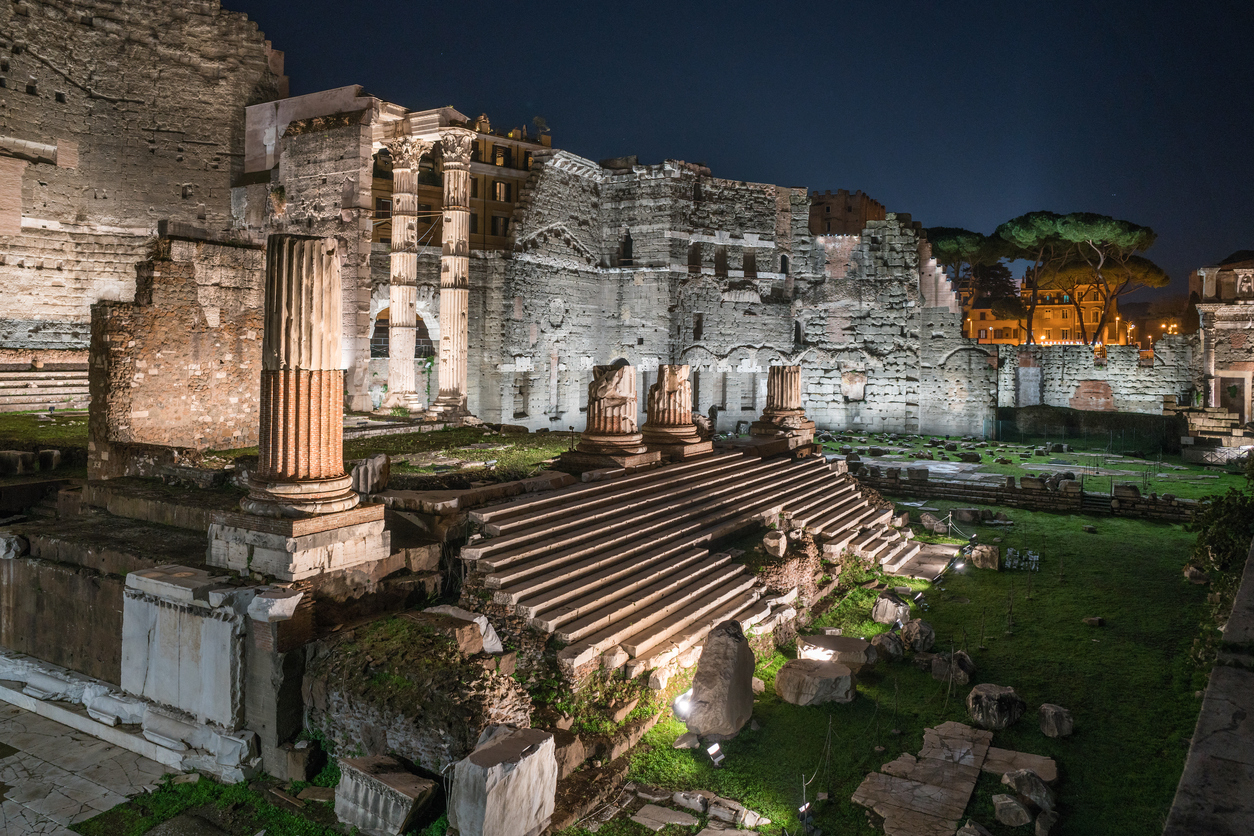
[370, 308, 436, 358]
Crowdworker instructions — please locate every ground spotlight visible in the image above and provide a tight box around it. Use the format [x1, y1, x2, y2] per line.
[707, 742, 725, 767]
[672, 688, 693, 720]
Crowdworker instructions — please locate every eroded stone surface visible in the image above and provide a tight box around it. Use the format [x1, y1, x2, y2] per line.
[775, 659, 855, 706]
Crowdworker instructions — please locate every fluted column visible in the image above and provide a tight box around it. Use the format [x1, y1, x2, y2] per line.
[642, 364, 703, 445]
[383, 136, 432, 411]
[751, 364, 816, 443]
[577, 362, 647, 455]
[430, 128, 475, 418]
[242, 234, 359, 518]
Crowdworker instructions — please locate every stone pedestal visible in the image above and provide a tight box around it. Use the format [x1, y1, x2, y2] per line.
[208, 505, 390, 582]
[382, 136, 433, 413]
[243, 235, 359, 518]
[335, 755, 437, 836]
[429, 129, 474, 420]
[642, 364, 712, 461]
[558, 361, 660, 471]
[750, 365, 816, 446]
[448, 726, 557, 836]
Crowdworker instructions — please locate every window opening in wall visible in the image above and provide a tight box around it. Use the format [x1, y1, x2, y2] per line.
[1061, 309, 1069, 319]
[688, 242, 701, 273]
[374, 198, 391, 219]
[0, 79, 7, 89]
[978, 329, 988, 339]
[743, 251, 757, 278]
[716, 372, 728, 410]
[524, 151, 533, 169]
[513, 376, 529, 418]
[825, 205, 831, 214]
[494, 145, 512, 167]
[1092, 310, 1100, 323]
[637, 337, 644, 345]
[415, 316, 434, 358]
[714, 246, 728, 277]
[693, 313, 704, 341]
[470, 142, 481, 163]
[25, 81, 36, 95]
[741, 373, 757, 411]
[370, 309, 390, 358]
[417, 203, 432, 223]
[693, 180, 702, 202]
[54, 91, 65, 103]
[491, 215, 510, 237]
[620, 230, 633, 266]
[979, 311, 987, 320]
[0, 60, 8, 72]
[780, 254, 790, 275]
[493, 180, 511, 202]
[470, 213, 479, 234]
[794, 320, 803, 345]
[826, 221, 831, 232]
[1045, 329, 1052, 340]
[470, 177, 479, 198]
[1062, 329, 1070, 340]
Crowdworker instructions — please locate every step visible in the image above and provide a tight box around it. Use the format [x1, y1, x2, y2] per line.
[787, 477, 859, 523]
[552, 555, 740, 642]
[882, 541, 922, 573]
[819, 504, 885, 540]
[520, 546, 713, 622]
[805, 494, 872, 535]
[470, 452, 744, 527]
[635, 588, 763, 671]
[479, 452, 755, 537]
[479, 458, 827, 578]
[0, 371, 88, 381]
[618, 571, 758, 659]
[465, 455, 788, 561]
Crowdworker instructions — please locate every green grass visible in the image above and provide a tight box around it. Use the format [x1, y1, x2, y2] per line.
[574, 502, 1206, 836]
[0, 411, 88, 446]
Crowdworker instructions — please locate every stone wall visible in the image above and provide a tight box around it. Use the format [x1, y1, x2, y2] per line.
[0, 0, 284, 354]
[997, 338, 1194, 415]
[89, 237, 263, 479]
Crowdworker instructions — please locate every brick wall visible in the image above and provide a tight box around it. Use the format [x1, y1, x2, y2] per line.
[89, 238, 263, 477]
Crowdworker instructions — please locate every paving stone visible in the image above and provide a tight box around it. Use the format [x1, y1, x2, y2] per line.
[630, 803, 698, 831]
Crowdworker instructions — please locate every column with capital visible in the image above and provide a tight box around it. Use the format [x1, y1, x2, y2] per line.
[382, 136, 433, 411]
[430, 128, 475, 418]
[750, 364, 816, 446]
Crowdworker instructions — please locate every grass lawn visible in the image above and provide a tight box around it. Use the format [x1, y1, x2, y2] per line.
[0, 410, 88, 446]
[563, 501, 1207, 836]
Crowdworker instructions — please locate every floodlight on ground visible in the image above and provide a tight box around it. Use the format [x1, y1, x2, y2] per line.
[672, 689, 693, 720]
[914, 592, 924, 601]
[954, 560, 965, 570]
[707, 742, 725, 767]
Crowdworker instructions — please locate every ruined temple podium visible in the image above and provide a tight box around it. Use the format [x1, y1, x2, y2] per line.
[749, 365, 817, 450]
[208, 234, 389, 581]
[641, 364, 713, 461]
[557, 361, 662, 473]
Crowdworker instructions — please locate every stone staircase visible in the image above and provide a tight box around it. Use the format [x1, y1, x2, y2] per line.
[464, 451, 902, 676]
[0, 367, 89, 412]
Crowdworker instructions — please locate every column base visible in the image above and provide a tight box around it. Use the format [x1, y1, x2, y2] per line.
[242, 474, 360, 519]
[642, 425, 713, 461]
[428, 392, 471, 420]
[380, 391, 426, 414]
[749, 414, 817, 447]
[209, 504, 390, 582]
[556, 449, 662, 474]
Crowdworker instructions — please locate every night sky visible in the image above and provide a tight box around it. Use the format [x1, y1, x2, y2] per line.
[227, 0, 1253, 297]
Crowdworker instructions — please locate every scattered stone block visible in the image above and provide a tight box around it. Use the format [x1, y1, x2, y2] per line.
[1038, 704, 1074, 738]
[958, 820, 995, 836]
[1083, 525, 1097, 534]
[762, 530, 786, 558]
[901, 618, 935, 652]
[298, 786, 336, 802]
[774, 659, 855, 705]
[871, 631, 904, 662]
[1082, 616, 1105, 627]
[751, 676, 765, 694]
[37, 448, 61, 470]
[424, 605, 503, 654]
[351, 453, 391, 494]
[334, 755, 436, 836]
[797, 634, 877, 667]
[684, 620, 755, 739]
[967, 684, 1026, 730]
[448, 726, 557, 836]
[709, 796, 748, 823]
[982, 747, 1058, 784]
[601, 645, 629, 669]
[401, 611, 484, 656]
[550, 729, 586, 780]
[672, 732, 700, 750]
[993, 794, 1032, 826]
[632, 803, 697, 831]
[970, 544, 1000, 570]
[672, 789, 708, 812]
[1002, 768, 1056, 813]
[1036, 809, 1059, 835]
[0, 533, 28, 559]
[932, 650, 976, 685]
[872, 591, 910, 625]
[610, 697, 639, 722]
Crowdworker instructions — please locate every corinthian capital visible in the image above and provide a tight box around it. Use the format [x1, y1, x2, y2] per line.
[386, 136, 433, 169]
[440, 128, 476, 165]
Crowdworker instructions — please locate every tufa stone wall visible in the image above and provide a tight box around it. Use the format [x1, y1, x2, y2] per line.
[89, 237, 263, 478]
[0, 0, 284, 354]
[997, 338, 1194, 414]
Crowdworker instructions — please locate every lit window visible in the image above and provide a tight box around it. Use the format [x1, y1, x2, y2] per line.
[978, 329, 988, 339]
[491, 215, 510, 236]
[493, 180, 512, 202]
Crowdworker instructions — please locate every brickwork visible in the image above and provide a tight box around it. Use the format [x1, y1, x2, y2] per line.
[0, 0, 284, 353]
[88, 238, 263, 478]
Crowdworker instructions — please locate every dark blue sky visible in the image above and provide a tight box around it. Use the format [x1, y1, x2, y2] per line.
[228, 0, 1254, 297]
